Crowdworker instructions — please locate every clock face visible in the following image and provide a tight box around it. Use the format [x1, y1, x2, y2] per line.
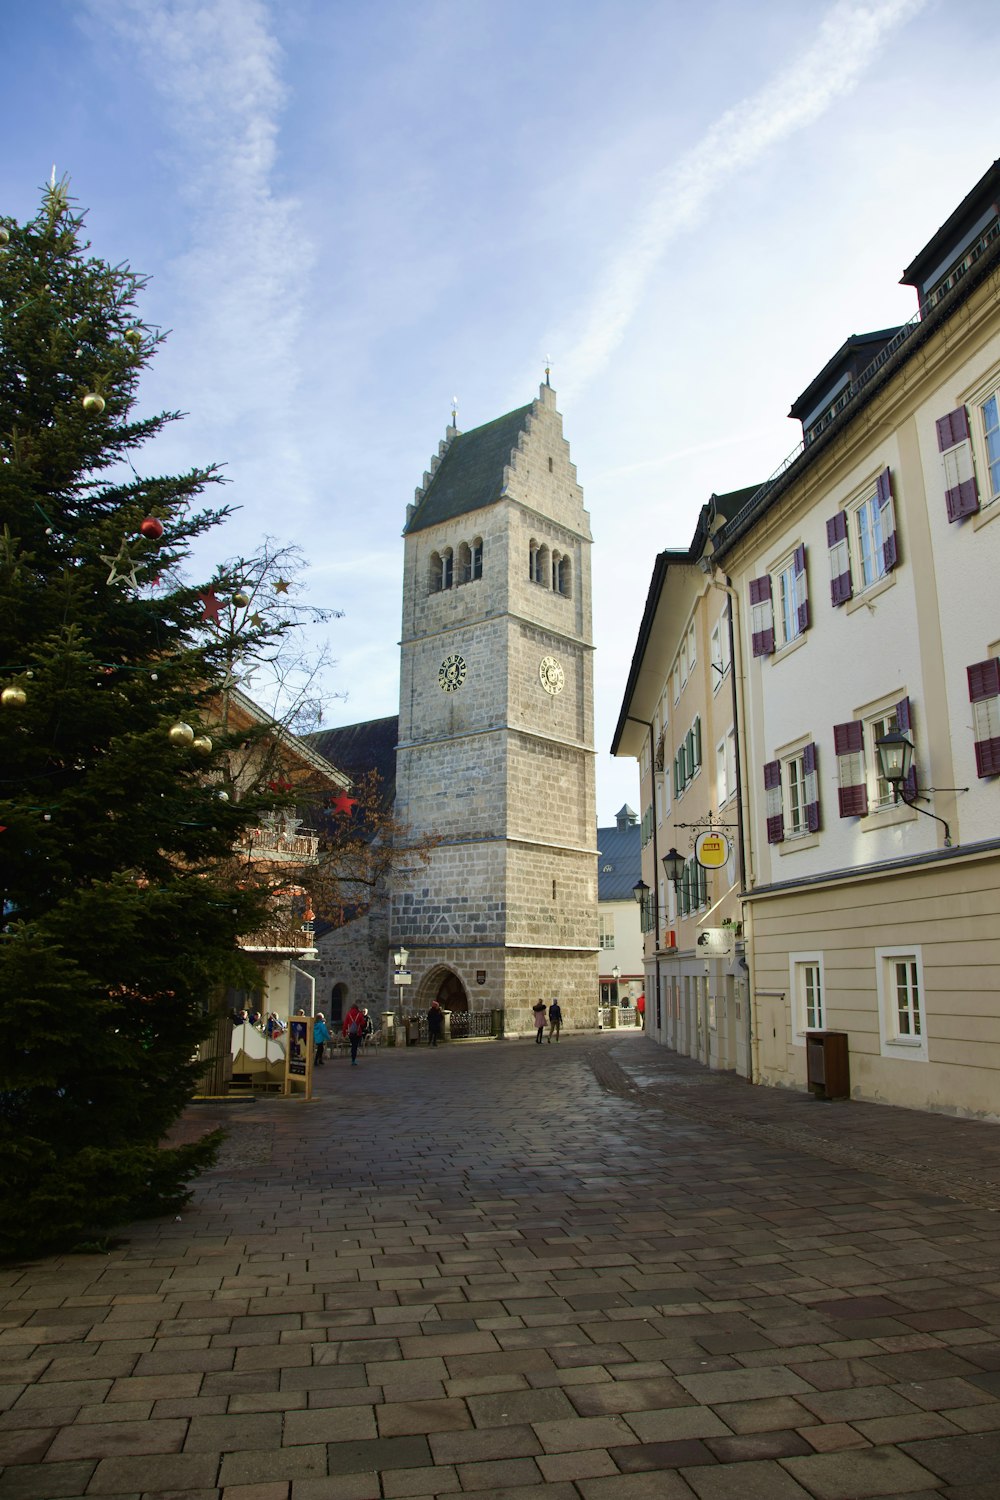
[539, 655, 565, 695]
[438, 653, 467, 692]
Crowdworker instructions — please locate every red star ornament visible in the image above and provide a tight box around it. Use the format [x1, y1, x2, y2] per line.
[198, 588, 223, 623]
[330, 793, 358, 816]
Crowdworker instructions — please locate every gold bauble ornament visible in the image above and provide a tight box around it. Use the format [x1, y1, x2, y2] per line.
[216, 790, 230, 802]
[168, 721, 195, 747]
[0, 227, 9, 247]
[192, 735, 213, 755]
[82, 393, 106, 415]
[2, 685, 27, 708]
[232, 591, 251, 608]
[124, 328, 143, 347]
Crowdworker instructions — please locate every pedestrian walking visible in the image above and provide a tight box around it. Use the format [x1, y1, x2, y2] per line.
[342, 1002, 369, 1065]
[636, 992, 646, 1029]
[532, 999, 547, 1044]
[547, 999, 562, 1042]
[427, 999, 444, 1046]
[313, 1012, 330, 1066]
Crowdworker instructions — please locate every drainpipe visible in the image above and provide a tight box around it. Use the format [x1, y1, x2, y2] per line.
[706, 572, 758, 1084]
[626, 714, 661, 1031]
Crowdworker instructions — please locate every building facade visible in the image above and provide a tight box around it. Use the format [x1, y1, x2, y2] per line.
[612, 495, 754, 1075]
[390, 382, 598, 1033]
[615, 158, 1000, 1120]
[718, 161, 1000, 1117]
[596, 805, 644, 1009]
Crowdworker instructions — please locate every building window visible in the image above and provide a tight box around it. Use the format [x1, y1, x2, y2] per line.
[711, 618, 731, 686]
[678, 857, 707, 918]
[687, 621, 696, 669]
[790, 953, 825, 1038]
[968, 658, 1000, 776]
[876, 946, 928, 1062]
[674, 716, 701, 798]
[750, 547, 809, 657]
[429, 549, 453, 592]
[936, 406, 980, 521]
[982, 389, 1000, 502]
[529, 541, 550, 586]
[764, 742, 820, 843]
[598, 913, 616, 950]
[834, 699, 915, 818]
[551, 552, 571, 596]
[470, 538, 483, 581]
[716, 739, 728, 806]
[827, 468, 898, 606]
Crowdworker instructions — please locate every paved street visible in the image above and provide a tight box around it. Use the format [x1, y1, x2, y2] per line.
[3, 1032, 1000, 1499]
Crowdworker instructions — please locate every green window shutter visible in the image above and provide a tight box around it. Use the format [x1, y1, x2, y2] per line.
[685, 727, 694, 772]
[693, 717, 702, 770]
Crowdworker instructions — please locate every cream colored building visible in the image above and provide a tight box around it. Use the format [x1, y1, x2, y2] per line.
[615, 158, 1000, 1119]
[717, 162, 1000, 1118]
[612, 493, 755, 1075]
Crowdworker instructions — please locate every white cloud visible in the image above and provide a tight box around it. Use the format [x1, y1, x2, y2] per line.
[83, 0, 314, 443]
[559, 0, 927, 400]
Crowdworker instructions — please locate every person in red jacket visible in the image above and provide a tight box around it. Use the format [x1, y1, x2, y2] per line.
[636, 993, 646, 1029]
[342, 1004, 371, 1065]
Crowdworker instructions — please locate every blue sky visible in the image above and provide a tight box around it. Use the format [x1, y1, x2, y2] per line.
[4, 0, 999, 817]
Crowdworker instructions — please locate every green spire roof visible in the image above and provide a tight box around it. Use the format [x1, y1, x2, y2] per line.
[405, 403, 533, 533]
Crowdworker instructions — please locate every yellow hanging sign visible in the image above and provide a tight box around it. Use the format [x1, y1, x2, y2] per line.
[695, 831, 731, 869]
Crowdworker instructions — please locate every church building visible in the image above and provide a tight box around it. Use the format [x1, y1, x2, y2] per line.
[311, 382, 599, 1034]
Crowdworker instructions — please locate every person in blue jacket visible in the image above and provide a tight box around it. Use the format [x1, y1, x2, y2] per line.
[313, 1013, 331, 1066]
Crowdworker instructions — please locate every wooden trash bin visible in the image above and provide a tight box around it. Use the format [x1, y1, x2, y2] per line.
[806, 1030, 850, 1101]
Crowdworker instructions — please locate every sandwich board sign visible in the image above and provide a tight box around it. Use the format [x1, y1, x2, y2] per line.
[284, 1015, 314, 1098]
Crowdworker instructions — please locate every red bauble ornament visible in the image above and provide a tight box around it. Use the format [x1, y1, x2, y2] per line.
[140, 517, 164, 541]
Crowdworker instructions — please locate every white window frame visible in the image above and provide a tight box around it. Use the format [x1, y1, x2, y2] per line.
[656, 778, 664, 827]
[774, 552, 805, 648]
[980, 383, 1000, 505]
[716, 738, 728, 807]
[865, 704, 900, 812]
[784, 749, 807, 836]
[875, 946, 928, 1062]
[852, 486, 887, 592]
[790, 952, 825, 1043]
[598, 912, 616, 951]
[687, 621, 697, 670]
[724, 729, 736, 808]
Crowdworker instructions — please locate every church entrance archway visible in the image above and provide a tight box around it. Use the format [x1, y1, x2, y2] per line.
[434, 971, 468, 1012]
[330, 983, 347, 1025]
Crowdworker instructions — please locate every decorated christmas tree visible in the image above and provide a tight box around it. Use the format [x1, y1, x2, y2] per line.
[0, 178, 296, 1256]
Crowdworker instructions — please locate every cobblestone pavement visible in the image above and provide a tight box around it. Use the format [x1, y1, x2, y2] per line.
[2, 1032, 1000, 1500]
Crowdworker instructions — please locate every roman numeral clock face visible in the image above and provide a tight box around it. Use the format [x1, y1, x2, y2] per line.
[539, 655, 565, 695]
[438, 653, 467, 692]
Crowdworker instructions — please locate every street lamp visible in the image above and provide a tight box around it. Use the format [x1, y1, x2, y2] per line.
[393, 944, 409, 971]
[612, 963, 620, 1006]
[661, 847, 684, 888]
[875, 729, 954, 846]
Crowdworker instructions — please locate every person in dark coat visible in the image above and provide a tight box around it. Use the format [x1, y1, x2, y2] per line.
[547, 999, 562, 1042]
[427, 1000, 444, 1046]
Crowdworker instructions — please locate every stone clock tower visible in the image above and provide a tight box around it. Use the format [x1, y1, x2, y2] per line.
[393, 381, 597, 1033]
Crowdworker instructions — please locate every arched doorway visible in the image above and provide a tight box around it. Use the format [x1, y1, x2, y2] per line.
[330, 983, 347, 1025]
[435, 971, 468, 1012]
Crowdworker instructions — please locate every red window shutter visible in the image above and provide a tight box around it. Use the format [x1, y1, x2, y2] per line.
[794, 544, 811, 633]
[936, 406, 970, 450]
[834, 720, 867, 817]
[826, 512, 852, 606]
[968, 660, 1000, 777]
[938, 407, 980, 522]
[749, 575, 775, 657]
[876, 468, 898, 572]
[763, 759, 784, 844]
[803, 741, 821, 832]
